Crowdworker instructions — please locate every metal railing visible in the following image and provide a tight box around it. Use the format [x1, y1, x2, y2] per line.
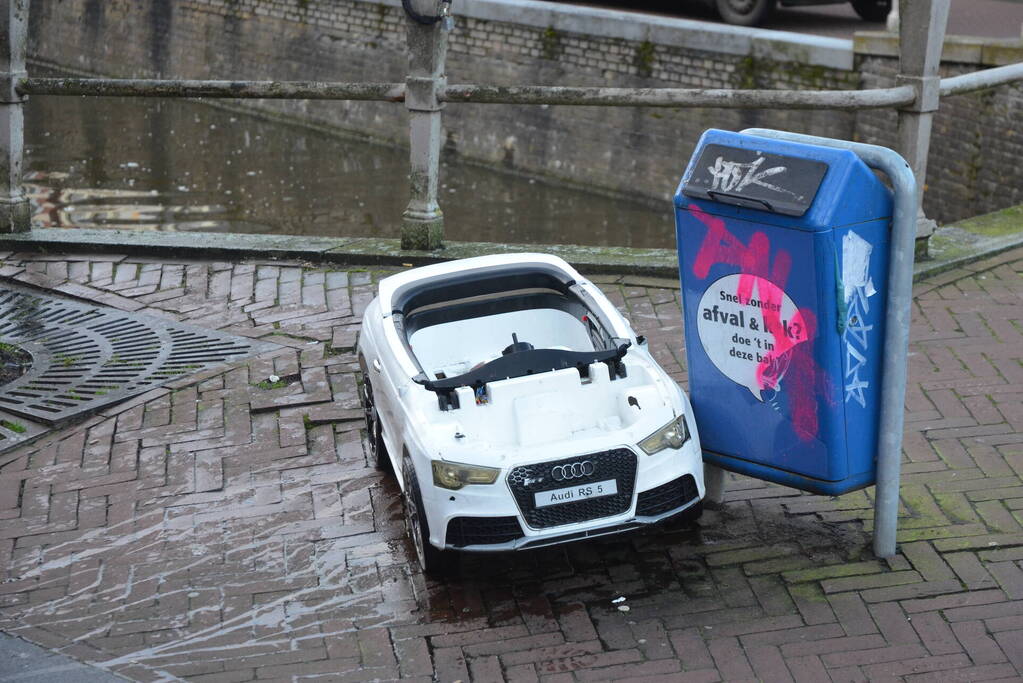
[2, 2, 1022, 251]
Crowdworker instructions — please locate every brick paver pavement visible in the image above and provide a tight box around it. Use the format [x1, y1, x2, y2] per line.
[0, 247, 1020, 682]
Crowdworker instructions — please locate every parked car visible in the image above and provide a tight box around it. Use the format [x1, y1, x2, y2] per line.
[713, 0, 891, 26]
[358, 254, 705, 574]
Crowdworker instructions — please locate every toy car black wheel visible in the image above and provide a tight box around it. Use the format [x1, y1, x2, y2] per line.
[402, 457, 455, 576]
[361, 377, 387, 470]
[681, 500, 704, 524]
[715, 0, 776, 26]
[663, 501, 704, 529]
[850, 0, 891, 22]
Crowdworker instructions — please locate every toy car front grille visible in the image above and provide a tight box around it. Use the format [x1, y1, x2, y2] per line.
[445, 516, 524, 548]
[507, 449, 637, 529]
[635, 474, 699, 517]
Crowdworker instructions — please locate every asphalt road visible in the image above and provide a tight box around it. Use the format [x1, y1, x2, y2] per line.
[546, 0, 1023, 40]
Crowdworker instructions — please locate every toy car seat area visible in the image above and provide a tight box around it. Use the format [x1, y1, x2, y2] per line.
[502, 333, 534, 356]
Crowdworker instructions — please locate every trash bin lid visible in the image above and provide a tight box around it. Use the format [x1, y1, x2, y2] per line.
[674, 129, 893, 231]
[681, 143, 828, 218]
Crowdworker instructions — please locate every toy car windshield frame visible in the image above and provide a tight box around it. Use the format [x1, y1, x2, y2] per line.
[388, 263, 631, 410]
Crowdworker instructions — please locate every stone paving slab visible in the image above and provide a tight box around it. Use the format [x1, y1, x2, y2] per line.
[0, 248, 1019, 681]
[0, 632, 124, 682]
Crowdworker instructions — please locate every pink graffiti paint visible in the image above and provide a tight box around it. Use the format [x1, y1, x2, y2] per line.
[688, 203, 825, 441]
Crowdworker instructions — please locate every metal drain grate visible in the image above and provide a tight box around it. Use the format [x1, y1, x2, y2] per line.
[0, 284, 278, 423]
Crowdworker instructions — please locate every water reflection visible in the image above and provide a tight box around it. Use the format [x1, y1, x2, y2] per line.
[24, 94, 676, 248]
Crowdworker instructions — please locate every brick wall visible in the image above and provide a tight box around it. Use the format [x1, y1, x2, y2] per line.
[855, 34, 1023, 224]
[438, 8, 858, 204]
[26, 0, 1023, 222]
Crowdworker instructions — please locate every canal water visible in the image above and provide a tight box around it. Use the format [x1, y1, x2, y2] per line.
[24, 94, 677, 249]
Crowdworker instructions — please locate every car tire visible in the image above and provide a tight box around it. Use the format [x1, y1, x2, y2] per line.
[361, 377, 388, 471]
[402, 457, 456, 577]
[715, 0, 776, 26]
[849, 0, 891, 22]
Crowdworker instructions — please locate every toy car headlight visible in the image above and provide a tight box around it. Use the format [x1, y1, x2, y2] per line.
[639, 415, 690, 455]
[431, 460, 501, 490]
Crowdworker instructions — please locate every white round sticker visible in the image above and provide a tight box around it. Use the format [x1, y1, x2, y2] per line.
[696, 274, 808, 401]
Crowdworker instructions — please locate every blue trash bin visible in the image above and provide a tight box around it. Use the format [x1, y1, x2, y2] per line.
[674, 129, 893, 495]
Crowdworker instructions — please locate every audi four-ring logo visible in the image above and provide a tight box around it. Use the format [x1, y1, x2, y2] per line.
[551, 461, 594, 481]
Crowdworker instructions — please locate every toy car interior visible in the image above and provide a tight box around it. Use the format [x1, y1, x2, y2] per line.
[391, 262, 632, 410]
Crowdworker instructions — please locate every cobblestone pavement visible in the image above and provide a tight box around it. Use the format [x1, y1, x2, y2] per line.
[0, 248, 1020, 682]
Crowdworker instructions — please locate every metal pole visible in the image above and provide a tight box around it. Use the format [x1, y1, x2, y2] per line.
[741, 127, 917, 559]
[20, 66, 1021, 106]
[22, 78, 406, 101]
[896, 0, 950, 258]
[401, 0, 448, 251]
[0, 0, 29, 233]
[441, 84, 917, 109]
[939, 62, 1023, 97]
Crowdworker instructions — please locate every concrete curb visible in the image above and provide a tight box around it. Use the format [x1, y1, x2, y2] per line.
[0, 228, 678, 276]
[913, 228, 1023, 279]
[1, 221, 1020, 282]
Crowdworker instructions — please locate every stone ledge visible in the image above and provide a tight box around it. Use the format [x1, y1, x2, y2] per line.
[0, 228, 678, 276]
[854, 31, 1023, 66]
[374, 0, 854, 70]
[2, 209, 1020, 283]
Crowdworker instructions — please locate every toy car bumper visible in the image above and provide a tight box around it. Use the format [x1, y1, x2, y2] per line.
[454, 497, 702, 552]
[422, 442, 704, 552]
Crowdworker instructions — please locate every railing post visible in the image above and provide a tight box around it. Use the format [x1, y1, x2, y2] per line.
[896, 0, 949, 258]
[0, 0, 29, 234]
[401, 0, 448, 251]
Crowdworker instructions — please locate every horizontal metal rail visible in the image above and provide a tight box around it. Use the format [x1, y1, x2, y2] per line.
[18, 59, 1022, 108]
[441, 84, 917, 109]
[940, 61, 1023, 97]
[19, 75, 914, 110]
[20, 78, 407, 101]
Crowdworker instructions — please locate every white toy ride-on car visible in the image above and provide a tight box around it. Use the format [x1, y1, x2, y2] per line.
[357, 254, 704, 574]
